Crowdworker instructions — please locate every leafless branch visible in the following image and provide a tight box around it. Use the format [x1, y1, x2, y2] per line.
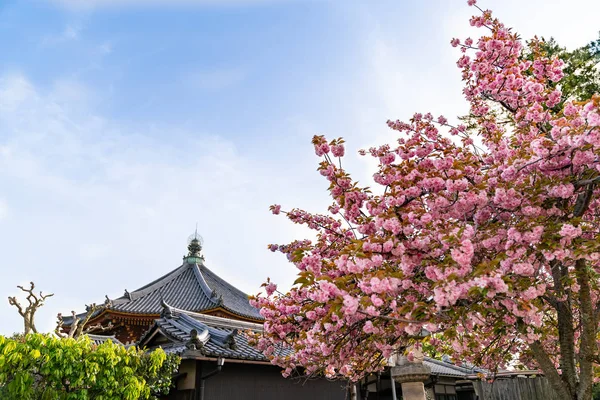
[8, 281, 53, 334]
[55, 302, 113, 339]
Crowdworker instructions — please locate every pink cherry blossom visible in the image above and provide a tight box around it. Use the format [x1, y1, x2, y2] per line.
[271, 204, 281, 215]
[250, 3, 600, 397]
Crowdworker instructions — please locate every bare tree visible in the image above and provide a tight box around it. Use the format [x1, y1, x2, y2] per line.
[8, 282, 54, 334]
[55, 302, 114, 339]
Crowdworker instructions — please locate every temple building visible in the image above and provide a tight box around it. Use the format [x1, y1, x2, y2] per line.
[62, 232, 263, 344]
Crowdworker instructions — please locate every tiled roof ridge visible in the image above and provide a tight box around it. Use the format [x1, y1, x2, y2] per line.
[191, 263, 219, 305]
[165, 302, 264, 331]
[175, 311, 239, 350]
[424, 357, 479, 374]
[138, 306, 270, 362]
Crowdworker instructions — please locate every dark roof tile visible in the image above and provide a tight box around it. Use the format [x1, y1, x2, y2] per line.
[423, 357, 483, 378]
[139, 306, 268, 361]
[63, 261, 263, 326]
[87, 334, 123, 346]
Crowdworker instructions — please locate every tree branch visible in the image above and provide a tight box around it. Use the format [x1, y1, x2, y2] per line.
[530, 341, 572, 399]
[573, 184, 594, 217]
[56, 303, 112, 339]
[8, 282, 53, 334]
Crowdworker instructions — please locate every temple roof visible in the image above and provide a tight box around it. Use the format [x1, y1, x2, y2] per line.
[108, 261, 262, 320]
[138, 304, 272, 361]
[423, 357, 483, 378]
[63, 259, 263, 327]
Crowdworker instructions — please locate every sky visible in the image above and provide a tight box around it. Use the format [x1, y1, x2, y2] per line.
[0, 0, 599, 335]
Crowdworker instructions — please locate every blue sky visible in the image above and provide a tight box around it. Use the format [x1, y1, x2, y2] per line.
[0, 0, 599, 335]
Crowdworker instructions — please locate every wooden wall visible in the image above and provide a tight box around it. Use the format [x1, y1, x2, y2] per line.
[473, 377, 557, 400]
[201, 361, 347, 400]
[163, 389, 194, 400]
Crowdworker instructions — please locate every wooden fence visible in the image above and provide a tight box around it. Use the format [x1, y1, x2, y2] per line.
[472, 376, 557, 400]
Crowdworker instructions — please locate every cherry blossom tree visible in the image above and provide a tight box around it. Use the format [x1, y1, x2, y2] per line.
[251, 2, 600, 399]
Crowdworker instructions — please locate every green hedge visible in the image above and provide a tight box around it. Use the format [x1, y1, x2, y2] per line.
[0, 334, 180, 400]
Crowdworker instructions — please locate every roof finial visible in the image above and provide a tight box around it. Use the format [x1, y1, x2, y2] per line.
[185, 229, 205, 264]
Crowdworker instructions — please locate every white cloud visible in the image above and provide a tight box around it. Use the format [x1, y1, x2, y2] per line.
[98, 42, 112, 55]
[0, 199, 8, 220]
[41, 24, 82, 46]
[0, 74, 318, 335]
[63, 25, 80, 40]
[79, 242, 111, 261]
[51, 0, 319, 11]
[0, 75, 38, 111]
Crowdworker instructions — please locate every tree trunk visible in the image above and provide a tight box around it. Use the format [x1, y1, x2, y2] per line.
[575, 259, 595, 400]
[550, 260, 577, 394]
[23, 318, 33, 335]
[530, 341, 573, 399]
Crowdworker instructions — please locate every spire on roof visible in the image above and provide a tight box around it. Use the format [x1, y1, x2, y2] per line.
[184, 228, 205, 264]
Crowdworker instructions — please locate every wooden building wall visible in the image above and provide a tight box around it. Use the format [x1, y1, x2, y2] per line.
[203, 362, 347, 400]
[164, 390, 194, 400]
[172, 361, 347, 400]
[473, 376, 557, 400]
